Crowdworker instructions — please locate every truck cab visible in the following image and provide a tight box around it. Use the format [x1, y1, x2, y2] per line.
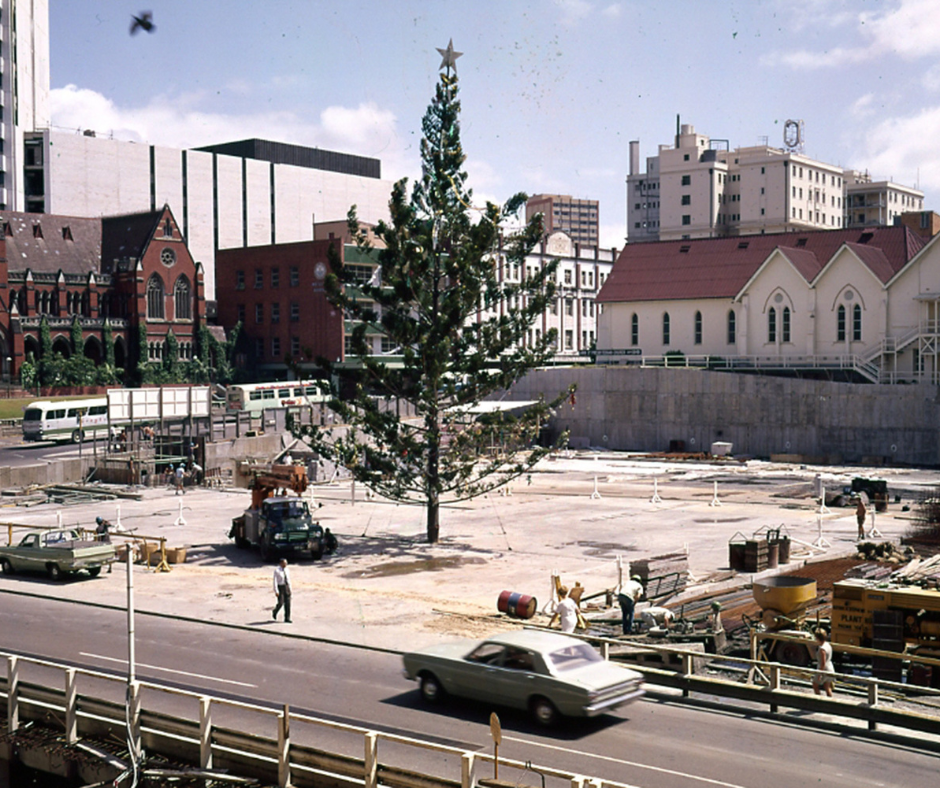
[231, 495, 324, 561]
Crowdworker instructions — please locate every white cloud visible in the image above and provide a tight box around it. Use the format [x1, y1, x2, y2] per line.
[852, 106, 940, 192]
[766, 0, 940, 70]
[602, 4, 622, 18]
[50, 84, 418, 181]
[850, 93, 876, 119]
[555, 0, 593, 25]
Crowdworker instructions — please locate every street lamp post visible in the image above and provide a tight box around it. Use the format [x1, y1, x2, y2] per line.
[4, 356, 10, 399]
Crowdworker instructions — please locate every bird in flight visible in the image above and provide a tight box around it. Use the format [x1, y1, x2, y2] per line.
[130, 11, 155, 35]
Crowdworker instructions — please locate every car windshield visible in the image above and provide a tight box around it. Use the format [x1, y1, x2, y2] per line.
[546, 643, 603, 671]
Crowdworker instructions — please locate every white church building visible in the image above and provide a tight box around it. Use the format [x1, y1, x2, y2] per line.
[596, 225, 940, 384]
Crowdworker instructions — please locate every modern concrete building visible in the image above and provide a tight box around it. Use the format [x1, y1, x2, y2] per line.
[525, 194, 599, 247]
[627, 123, 924, 244]
[0, 205, 206, 379]
[844, 171, 925, 228]
[21, 131, 394, 302]
[595, 225, 940, 384]
[1, 0, 50, 211]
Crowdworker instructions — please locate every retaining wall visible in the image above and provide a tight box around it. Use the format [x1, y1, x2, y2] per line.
[506, 367, 940, 465]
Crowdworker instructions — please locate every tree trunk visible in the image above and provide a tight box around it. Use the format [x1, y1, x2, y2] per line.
[426, 496, 440, 544]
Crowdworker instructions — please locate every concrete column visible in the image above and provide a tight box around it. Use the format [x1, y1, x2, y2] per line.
[364, 731, 378, 788]
[460, 753, 475, 788]
[65, 668, 77, 744]
[277, 705, 290, 788]
[6, 656, 18, 732]
[199, 696, 212, 770]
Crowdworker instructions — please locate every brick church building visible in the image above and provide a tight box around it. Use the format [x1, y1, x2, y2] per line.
[0, 205, 205, 380]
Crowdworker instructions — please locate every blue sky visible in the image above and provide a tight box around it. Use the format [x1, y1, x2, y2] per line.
[49, 1, 940, 248]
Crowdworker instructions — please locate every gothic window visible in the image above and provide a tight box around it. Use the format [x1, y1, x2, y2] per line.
[837, 304, 846, 341]
[662, 313, 670, 346]
[768, 307, 777, 343]
[852, 304, 862, 342]
[782, 307, 791, 343]
[727, 310, 736, 345]
[147, 274, 166, 320]
[694, 311, 703, 345]
[631, 313, 638, 346]
[174, 276, 192, 320]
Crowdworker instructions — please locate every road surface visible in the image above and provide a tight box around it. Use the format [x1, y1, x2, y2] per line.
[0, 592, 936, 788]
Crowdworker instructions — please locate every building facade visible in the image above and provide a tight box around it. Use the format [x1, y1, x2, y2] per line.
[627, 123, 924, 243]
[0, 205, 206, 378]
[1, 0, 50, 211]
[596, 225, 940, 383]
[525, 194, 599, 247]
[22, 131, 393, 303]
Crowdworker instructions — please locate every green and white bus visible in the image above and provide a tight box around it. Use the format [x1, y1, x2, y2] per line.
[225, 381, 329, 413]
[22, 398, 115, 443]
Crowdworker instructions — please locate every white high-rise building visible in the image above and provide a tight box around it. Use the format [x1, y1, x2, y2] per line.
[0, 0, 50, 210]
[627, 123, 924, 243]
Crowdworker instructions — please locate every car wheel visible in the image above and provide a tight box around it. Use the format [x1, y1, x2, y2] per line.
[0, 558, 13, 575]
[419, 672, 445, 704]
[47, 563, 64, 581]
[530, 696, 558, 727]
[235, 536, 250, 549]
[71, 429, 84, 444]
[87, 566, 102, 578]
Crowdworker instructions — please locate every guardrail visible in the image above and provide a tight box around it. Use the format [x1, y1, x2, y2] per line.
[0, 650, 641, 788]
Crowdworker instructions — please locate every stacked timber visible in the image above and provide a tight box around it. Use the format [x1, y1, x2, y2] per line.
[632, 552, 689, 601]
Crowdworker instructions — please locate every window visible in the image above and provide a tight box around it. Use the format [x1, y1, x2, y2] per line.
[290, 266, 299, 287]
[782, 307, 791, 343]
[853, 304, 862, 341]
[254, 269, 263, 289]
[727, 310, 736, 344]
[681, 194, 691, 205]
[564, 330, 573, 350]
[564, 270, 572, 285]
[681, 175, 691, 186]
[291, 336, 301, 357]
[565, 299, 573, 316]
[236, 270, 245, 290]
[550, 300, 558, 315]
[255, 304, 264, 323]
[694, 311, 702, 345]
[237, 304, 246, 323]
[272, 337, 281, 357]
[163, 219, 173, 238]
[682, 215, 691, 225]
[662, 313, 670, 345]
[290, 302, 300, 322]
[146, 274, 165, 319]
[271, 303, 280, 323]
[837, 304, 846, 341]
[174, 276, 191, 320]
[271, 268, 280, 288]
[768, 307, 776, 343]
[631, 313, 639, 346]
[582, 300, 588, 317]
[255, 338, 264, 360]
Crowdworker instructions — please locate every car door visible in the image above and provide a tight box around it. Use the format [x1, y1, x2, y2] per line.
[489, 646, 543, 711]
[13, 533, 42, 571]
[452, 642, 506, 703]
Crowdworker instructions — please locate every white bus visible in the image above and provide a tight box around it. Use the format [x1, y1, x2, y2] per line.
[22, 398, 116, 443]
[225, 381, 329, 413]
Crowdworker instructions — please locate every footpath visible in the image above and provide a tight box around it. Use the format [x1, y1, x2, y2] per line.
[0, 451, 931, 652]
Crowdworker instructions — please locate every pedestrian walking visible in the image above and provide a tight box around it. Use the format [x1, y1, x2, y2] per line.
[175, 464, 185, 495]
[617, 575, 645, 635]
[272, 558, 292, 623]
[856, 497, 867, 540]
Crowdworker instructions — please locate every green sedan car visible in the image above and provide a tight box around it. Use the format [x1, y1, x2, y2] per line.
[402, 629, 644, 726]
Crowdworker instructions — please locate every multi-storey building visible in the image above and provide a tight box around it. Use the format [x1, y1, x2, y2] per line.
[525, 194, 599, 247]
[844, 171, 925, 228]
[1, 0, 50, 211]
[0, 205, 206, 379]
[627, 123, 923, 243]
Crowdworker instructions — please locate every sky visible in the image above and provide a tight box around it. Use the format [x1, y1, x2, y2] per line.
[48, 0, 940, 249]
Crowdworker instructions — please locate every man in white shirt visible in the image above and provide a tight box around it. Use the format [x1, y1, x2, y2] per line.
[549, 586, 583, 633]
[272, 558, 292, 623]
[617, 575, 644, 635]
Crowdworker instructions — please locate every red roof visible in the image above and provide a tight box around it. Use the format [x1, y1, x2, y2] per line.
[597, 226, 927, 303]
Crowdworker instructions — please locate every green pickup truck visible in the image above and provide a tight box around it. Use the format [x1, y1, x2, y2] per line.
[0, 529, 115, 580]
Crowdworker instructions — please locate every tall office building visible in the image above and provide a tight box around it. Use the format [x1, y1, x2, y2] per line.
[627, 123, 924, 243]
[0, 0, 50, 210]
[525, 194, 599, 246]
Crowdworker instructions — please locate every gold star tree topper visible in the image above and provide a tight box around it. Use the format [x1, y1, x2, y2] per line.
[436, 39, 463, 72]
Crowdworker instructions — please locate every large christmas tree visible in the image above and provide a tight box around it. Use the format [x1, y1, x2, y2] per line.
[308, 41, 570, 543]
